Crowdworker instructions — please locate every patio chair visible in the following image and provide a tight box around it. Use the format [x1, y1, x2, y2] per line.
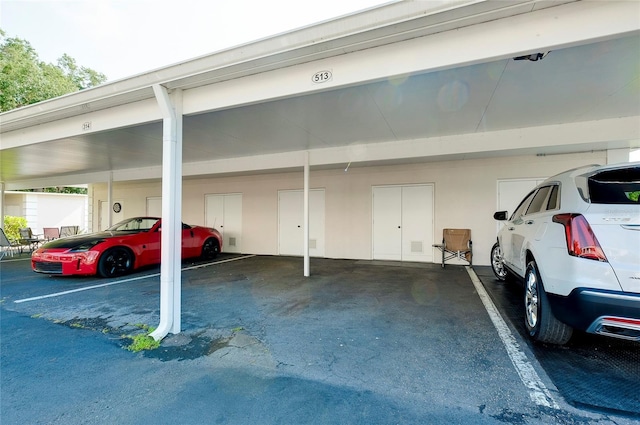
[0, 228, 21, 260]
[60, 225, 80, 237]
[19, 228, 45, 252]
[433, 228, 472, 268]
[43, 227, 60, 241]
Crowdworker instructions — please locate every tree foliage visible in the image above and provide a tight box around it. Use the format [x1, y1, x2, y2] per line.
[3, 216, 27, 242]
[0, 29, 107, 112]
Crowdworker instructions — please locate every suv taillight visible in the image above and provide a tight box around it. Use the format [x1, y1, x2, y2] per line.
[552, 213, 608, 262]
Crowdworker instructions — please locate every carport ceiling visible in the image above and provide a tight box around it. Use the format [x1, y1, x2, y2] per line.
[2, 33, 639, 183]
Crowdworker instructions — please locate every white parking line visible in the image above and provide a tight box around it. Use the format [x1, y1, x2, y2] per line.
[465, 266, 559, 409]
[14, 254, 256, 304]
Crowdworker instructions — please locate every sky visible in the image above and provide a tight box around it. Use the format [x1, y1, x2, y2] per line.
[1, 0, 392, 82]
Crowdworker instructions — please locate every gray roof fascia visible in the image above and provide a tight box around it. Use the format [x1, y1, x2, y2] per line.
[0, 0, 573, 134]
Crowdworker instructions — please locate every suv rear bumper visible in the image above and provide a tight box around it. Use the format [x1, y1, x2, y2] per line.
[548, 288, 640, 341]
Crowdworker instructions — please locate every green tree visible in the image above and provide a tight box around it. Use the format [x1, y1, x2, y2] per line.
[21, 187, 87, 194]
[0, 29, 107, 112]
[57, 53, 106, 90]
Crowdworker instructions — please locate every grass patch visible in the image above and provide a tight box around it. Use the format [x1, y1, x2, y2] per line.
[122, 325, 160, 352]
[125, 334, 160, 352]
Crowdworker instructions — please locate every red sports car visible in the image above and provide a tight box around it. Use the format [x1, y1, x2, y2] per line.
[32, 217, 222, 277]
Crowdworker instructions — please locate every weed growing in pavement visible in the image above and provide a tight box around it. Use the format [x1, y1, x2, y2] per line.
[124, 334, 160, 352]
[122, 324, 160, 352]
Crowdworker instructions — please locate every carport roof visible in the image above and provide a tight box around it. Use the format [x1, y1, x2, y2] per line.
[1, 0, 639, 189]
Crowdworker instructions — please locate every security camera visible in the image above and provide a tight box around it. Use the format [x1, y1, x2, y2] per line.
[513, 51, 550, 61]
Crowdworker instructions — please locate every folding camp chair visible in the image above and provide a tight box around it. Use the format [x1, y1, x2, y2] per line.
[433, 228, 472, 267]
[60, 225, 80, 237]
[43, 227, 60, 241]
[0, 228, 20, 260]
[19, 228, 45, 252]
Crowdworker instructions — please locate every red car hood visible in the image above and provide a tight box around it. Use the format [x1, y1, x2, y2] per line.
[39, 231, 140, 250]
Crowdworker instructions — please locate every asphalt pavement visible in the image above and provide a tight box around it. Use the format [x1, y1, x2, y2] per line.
[1, 254, 638, 424]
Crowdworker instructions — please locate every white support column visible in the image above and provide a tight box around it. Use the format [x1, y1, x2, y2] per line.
[303, 152, 310, 277]
[172, 89, 183, 333]
[0, 181, 5, 230]
[107, 171, 113, 228]
[150, 85, 183, 341]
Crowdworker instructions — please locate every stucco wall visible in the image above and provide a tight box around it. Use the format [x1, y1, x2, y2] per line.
[90, 152, 607, 266]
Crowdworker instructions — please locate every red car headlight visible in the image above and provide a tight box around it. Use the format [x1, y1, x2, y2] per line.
[73, 251, 100, 264]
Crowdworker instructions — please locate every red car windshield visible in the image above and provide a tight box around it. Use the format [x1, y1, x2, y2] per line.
[107, 218, 160, 232]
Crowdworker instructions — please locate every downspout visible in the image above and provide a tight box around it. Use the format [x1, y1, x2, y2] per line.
[150, 85, 183, 341]
[303, 152, 310, 277]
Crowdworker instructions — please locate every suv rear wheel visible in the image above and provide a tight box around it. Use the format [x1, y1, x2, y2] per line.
[524, 260, 573, 344]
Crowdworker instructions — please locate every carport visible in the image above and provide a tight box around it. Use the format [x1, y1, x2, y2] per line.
[1, 0, 639, 340]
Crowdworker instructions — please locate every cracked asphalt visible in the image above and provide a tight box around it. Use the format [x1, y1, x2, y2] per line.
[1, 254, 637, 424]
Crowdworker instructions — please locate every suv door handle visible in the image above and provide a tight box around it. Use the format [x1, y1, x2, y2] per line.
[508, 227, 515, 231]
[525, 220, 534, 225]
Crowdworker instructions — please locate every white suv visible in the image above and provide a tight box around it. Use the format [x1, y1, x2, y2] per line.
[491, 163, 640, 345]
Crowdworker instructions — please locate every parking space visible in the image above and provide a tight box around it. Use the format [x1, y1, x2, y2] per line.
[1, 255, 637, 424]
[475, 267, 640, 418]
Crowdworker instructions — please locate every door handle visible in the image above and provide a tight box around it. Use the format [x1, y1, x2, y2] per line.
[525, 220, 534, 225]
[508, 227, 515, 231]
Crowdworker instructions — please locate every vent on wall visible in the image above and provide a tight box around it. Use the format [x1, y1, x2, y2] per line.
[309, 239, 317, 250]
[411, 241, 424, 253]
[228, 237, 237, 247]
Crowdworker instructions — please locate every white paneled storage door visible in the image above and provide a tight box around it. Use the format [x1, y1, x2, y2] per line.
[205, 193, 243, 253]
[278, 189, 325, 257]
[146, 197, 162, 217]
[372, 185, 434, 262]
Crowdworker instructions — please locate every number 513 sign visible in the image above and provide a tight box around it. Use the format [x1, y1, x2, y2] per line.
[312, 70, 332, 84]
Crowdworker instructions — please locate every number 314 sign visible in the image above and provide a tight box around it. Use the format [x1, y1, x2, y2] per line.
[312, 70, 332, 84]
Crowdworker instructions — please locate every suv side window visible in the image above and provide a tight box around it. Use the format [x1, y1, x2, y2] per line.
[525, 186, 552, 215]
[510, 190, 536, 221]
[546, 185, 559, 210]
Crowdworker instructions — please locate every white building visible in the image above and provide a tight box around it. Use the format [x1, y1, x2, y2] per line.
[4, 191, 88, 236]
